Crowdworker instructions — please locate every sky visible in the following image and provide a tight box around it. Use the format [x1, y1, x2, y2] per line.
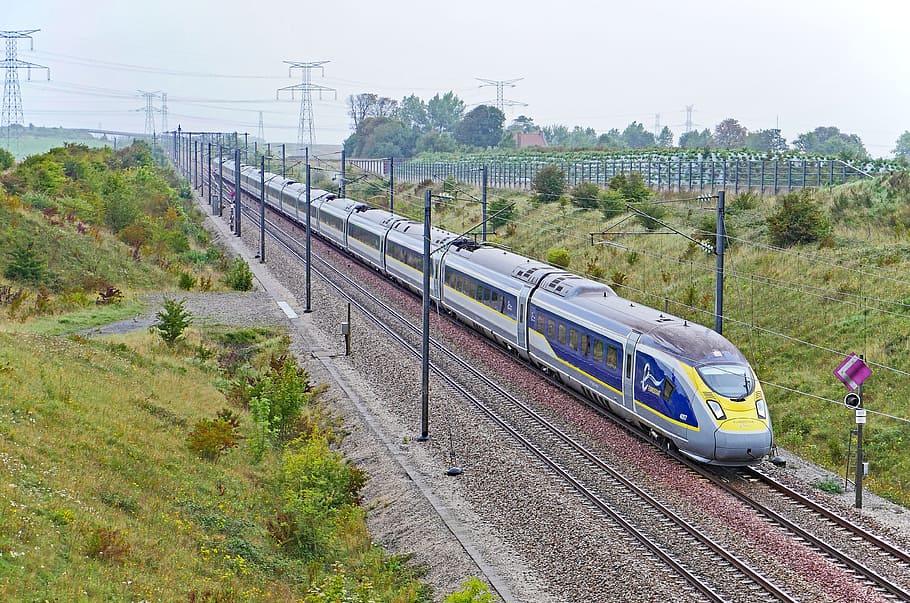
[3, 0, 909, 157]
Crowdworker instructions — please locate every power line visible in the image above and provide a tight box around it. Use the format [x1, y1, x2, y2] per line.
[277, 60, 335, 151]
[2, 29, 50, 150]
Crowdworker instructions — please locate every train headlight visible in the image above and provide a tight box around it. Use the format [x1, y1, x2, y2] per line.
[706, 399, 726, 421]
[755, 398, 767, 420]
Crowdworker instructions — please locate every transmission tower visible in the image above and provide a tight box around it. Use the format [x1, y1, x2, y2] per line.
[1, 29, 49, 150]
[138, 90, 159, 138]
[476, 77, 525, 113]
[654, 113, 661, 137]
[684, 104, 694, 133]
[159, 92, 168, 133]
[257, 110, 264, 142]
[277, 61, 335, 150]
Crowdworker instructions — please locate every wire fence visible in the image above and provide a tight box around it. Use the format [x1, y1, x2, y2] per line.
[350, 156, 876, 194]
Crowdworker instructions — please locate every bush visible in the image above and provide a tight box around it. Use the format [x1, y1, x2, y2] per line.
[570, 181, 601, 209]
[224, 257, 254, 291]
[532, 164, 565, 203]
[4, 240, 47, 285]
[487, 197, 514, 232]
[444, 578, 496, 603]
[187, 409, 242, 461]
[0, 147, 13, 170]
[600, 189, 625, 219]
[767, 189, 832, 247]
[633, 199, 668, 231]
[546, 247, 570, 268]
[153, 296, 192, 346]
[178, 271, 196, 291]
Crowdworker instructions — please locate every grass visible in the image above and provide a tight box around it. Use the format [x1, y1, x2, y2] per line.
[375, 173, 910, 507]
[0, 323, 435, 601]
[16, 299, 145, 335]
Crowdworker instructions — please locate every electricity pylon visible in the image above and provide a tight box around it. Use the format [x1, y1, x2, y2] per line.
[1, 29, 50, 151]
[277, 60, 335, 151]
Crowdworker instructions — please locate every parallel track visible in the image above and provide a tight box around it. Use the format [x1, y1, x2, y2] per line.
[236, 197, 794, 602]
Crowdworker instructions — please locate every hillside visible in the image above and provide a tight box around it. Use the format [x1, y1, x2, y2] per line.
[348, 170, 910, 505]
[1, 125, 122, 161]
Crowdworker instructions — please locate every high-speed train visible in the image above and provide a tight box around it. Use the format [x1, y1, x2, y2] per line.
[218, 160, 773, 466]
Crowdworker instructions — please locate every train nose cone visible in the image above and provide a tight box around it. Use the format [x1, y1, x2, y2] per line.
[714, 419, 772, 464]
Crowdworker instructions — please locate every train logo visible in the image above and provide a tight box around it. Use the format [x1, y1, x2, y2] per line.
[640, 362, 664, 397]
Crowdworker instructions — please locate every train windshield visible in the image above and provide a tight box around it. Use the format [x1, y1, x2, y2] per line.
[698, 364, 754, 399]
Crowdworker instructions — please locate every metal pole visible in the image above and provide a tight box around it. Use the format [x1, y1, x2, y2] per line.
[259, 154, 266, 263]
[714, 190, 725, 334]
[281, 143, 286, 177]
[207, 142, 212, 208]
[244, 132, 248, 162]
[345, 302, 352, 356]
[481, 164, 488, 242]
[266, 143, 271, 173]
[419, 188, 431, 441]
[234, 148, 241, 237]
[855, 358, 865, 509]
[305, 163, 312, 313]
[340, 148, 346, 198]
[389, 156, 394, 213]
[193, 140, 197, 189]
[218, 145, 223, 216]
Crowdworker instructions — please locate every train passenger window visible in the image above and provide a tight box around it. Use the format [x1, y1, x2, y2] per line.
[662, 380, 674, 401]
[569, 329, 578, 351]
[593, 339, 604, 361]
[491, 290, 499, 305]
[484, 287, 492, 303]
[558, 324, 566, 345]
[625, 353, 632, 378]
[581, 334, 590, 356]
[476, 285, 485, 302]
[607, 346, 618, 370]
[547, 319, 555, 339]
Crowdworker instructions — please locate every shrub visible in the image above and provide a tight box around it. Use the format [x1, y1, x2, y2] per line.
[532, 164, 565, 203]
[96, 286, 123, 305]
[0, 147, 13, 170]
[570, 182, 601, 209]
[546, 247, 570, 268]
[600, 189, 625, 219]
[767, 189, 832, 247]
[178, 271, 196, 291]
[187, 409, 242, 461]
[487, 197, 514, 232]
[153, 296, 192, 346]
[4, 240, 47, 285]
[633, 199, 668, 231]
[223, 257, 254, 291]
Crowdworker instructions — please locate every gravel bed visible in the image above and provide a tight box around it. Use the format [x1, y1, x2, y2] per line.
[177, 194, 910, 602]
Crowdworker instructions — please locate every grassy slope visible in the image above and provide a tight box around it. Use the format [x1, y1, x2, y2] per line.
[373, 174, 910, 505]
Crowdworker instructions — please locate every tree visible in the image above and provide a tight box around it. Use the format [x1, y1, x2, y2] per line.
[893, 131, 910, 160]
[153, 296, 192, 346]
[620, 121, 656, 149]
[597, 129, 626, 150]
[347, 93, 377, 130]
[398, 94, 429, 131]
[508, 115, 536, 132]
[345, 117, 416, 158]
[454, 105, 505, 148]
[566, 126, 598, 148]
[713, 118, 748, 149]
[657, 126, 674, 148]
[532, 165, 565, 203]
[488, 197, 514, 231]
[793, 126, 868, 160]
[427, 91, 464, 133]
[679, 128, 713, 149]
[416, 130, 457, 154]
[542, 124, 569, 147]
[745, 129, 788, 152]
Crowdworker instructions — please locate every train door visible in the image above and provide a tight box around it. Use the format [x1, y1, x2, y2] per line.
[622, 331, 641, 412]
[516, 286, 532, 352]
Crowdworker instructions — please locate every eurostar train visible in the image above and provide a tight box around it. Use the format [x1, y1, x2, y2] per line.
[219, 161, 773, 465]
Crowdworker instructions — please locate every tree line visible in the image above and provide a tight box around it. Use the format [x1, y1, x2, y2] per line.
[343, 91, 909, 164]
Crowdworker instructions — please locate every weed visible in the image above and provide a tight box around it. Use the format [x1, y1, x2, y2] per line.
[99, 490, 141, 515]
[223, 257, 253, 291]
[85, 528, 131, 563]
[178, 270, 196, 291]
[95, 286, 123, 305]
[546, 247, 570, 268]
[812, 477, 844, 495]
[186, 411, 242, 461]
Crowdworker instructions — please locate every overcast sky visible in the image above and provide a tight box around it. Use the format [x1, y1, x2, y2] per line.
[4, 0, 908, 157]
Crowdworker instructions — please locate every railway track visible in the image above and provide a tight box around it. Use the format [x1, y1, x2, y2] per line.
[236, 198, 795, 602]
[191, 162, 910, 601]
